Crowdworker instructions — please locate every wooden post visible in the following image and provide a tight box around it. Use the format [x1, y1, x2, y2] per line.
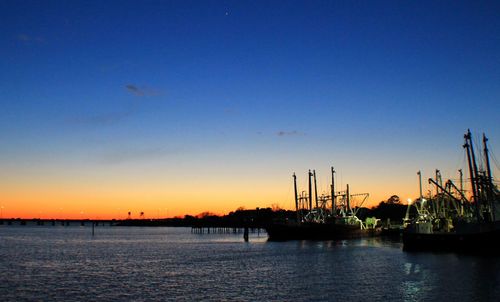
[244, 227, 249, 242]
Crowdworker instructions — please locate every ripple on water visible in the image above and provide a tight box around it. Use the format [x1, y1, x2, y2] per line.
[0, 227, 499, 301]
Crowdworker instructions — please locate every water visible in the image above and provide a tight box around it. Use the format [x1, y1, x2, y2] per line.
[0, 226, 499, 301]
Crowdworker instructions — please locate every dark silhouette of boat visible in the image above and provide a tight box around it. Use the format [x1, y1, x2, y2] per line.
[402, 130, 500, 252]
[403, 221, 500, 251]
[266, 218, 381, 241]
[266, 168, 381, 241]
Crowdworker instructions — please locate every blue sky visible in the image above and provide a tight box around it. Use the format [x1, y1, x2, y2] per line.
[1, 0, 500, 217]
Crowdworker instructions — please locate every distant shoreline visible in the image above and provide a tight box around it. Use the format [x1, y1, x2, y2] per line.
[0, 201, 412, 229]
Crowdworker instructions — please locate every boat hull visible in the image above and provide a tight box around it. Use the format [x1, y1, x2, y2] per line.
[266, 222, 380, 241]
[402, 221, 500, 252]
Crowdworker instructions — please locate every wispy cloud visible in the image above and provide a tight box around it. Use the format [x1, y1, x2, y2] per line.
[17, 34, 45, 44]
[125, 84, 143, 96]
[277, 130, 305, 136]
[125, 84, 162, 97]
[99, 147, 181, 165]
[68, 84, 163, 126]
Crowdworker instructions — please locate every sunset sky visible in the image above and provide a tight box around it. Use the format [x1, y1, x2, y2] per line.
[1, 1, 500, 219]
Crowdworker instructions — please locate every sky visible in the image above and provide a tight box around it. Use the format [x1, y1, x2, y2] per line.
[1, 0, 500, 219]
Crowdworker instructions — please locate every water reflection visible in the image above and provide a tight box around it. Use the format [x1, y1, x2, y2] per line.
[0, 226, 499, 301]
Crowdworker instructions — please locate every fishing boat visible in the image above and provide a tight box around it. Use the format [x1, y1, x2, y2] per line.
[266, 168, 381, 241]
[402, 130, 500, 252]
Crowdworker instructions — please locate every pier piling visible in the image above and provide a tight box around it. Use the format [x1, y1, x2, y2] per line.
[244, 227, 249, 242]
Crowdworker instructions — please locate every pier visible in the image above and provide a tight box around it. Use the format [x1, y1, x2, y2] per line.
[0, 218, 266, 235]
[190, 226, 262, 235]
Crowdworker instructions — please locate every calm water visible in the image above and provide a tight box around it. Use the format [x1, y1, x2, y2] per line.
[0, 226, 499, 301]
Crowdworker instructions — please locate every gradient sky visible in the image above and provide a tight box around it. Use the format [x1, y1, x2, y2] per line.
[1, 0, 500, 219]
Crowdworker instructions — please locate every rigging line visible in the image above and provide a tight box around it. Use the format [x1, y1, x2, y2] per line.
[489, 147, 500, 175]
[476, 134, 487, 170]
[459, 148, 467, 172]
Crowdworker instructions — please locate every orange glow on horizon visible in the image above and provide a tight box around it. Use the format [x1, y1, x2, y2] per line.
[0, 185, 417, 220]
[0, 163, 423, 219]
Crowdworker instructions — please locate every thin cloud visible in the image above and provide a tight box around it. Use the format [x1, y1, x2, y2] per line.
[125, 84, 162, 97]
[277, 130, 304, 137]
[99, 147, 181, 165]
[125, 84, 144, 96]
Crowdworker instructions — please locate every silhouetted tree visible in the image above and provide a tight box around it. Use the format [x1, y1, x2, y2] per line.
[387, 195, 400, 204]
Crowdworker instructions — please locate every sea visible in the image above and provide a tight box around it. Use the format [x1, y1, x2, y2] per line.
[0, 226, 499, 301]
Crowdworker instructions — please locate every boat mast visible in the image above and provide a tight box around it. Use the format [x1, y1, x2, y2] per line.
[313, 170, 318, 209]
[308, 170, 313, 211]
[448, 176, 467, 215]
[483, 134, 493, 186]
[464, 129, 480, 220]
[331, 167, 336, 215]
[483, 133, 495, 220]
[418, 170, 423, 201]
[435, 169, 442, 216]
[459, 169, 463, 196]
[429, 178, 461, 214]
[346, 184, 351, 213]
[469, 131, 482, 201]
[293, 173, 299, 222]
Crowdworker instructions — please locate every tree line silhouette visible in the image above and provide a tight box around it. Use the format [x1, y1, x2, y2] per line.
[117, 195, 414, 228]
